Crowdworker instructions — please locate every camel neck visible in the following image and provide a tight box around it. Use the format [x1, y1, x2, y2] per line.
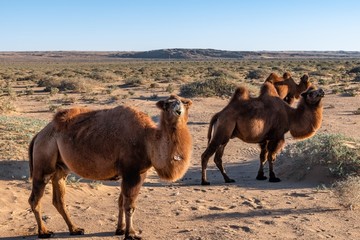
[288, 99, 323, 140]
[146, 117, 192, 182]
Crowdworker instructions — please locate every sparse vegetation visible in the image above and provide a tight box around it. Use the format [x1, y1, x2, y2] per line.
[333, 176, 360, 210]
[0, 116, 47, 159]
[180, 77, 237, 97]
[279, 133, 360, 179]
[279, 133, 360, 209]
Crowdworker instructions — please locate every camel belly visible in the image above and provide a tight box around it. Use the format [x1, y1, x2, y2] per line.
[236, 120, 267, 143]
[57, 141, 120, 180]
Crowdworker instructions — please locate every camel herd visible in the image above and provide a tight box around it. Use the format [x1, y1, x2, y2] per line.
[28, 73, 324, 239]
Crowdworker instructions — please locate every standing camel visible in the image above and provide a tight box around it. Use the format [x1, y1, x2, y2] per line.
[265, 72, 312, 105]
[28, 95, 193, 239]
[201, 82, 324, 185]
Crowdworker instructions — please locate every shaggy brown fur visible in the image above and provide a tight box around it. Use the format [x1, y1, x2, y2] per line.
[28, 95, 193, 239]
[201, 82, 324, 185]
[265, 72, 312, 105]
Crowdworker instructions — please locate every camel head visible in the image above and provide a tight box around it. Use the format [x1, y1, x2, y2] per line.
[283, 72, 292, 79]
[301, 86, 325, 106]
[300, 74, 311, 88]
[156, 95, 192, 125]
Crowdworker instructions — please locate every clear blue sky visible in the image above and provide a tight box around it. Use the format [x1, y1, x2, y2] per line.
[1, 0, 359, 51]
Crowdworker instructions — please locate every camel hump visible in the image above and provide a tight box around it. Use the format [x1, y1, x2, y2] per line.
[260, 82, 279, 97]
[54, 107, 91, 131]
[230, 86, 249, 102]
[265, 73, 279, 83]
[265, 72, 292, 83]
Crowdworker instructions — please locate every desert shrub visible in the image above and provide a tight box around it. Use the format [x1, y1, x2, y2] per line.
[38, 77, 93, 93]
[245, 69, 267, 80]
[165, 84, 175, 93]
[0, 97, 16, 113]
[353, 74, 360, 82]
[333, 176, 360, 210]
[87, 71, 120, 82]
[348, 66, 360, 74]
[180, 77, 236, 97]
[124, 77, 144, 87]
[279, 133, 360, 179]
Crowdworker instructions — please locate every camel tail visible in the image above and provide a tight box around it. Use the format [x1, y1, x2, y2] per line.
[207, 113, 219, 144]
[28, 134, 37, 180]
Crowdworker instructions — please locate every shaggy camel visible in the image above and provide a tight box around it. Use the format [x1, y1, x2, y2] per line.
[265, 72, 312, 105]
[201, 82, 324, 185]
[28, 95, 193, 239]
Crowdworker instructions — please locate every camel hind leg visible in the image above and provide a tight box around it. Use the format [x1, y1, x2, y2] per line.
[28, 177, 54, 238]
[256, 141, 268, 180]
[213, 142, 235, 183]
[51, 170, 84, 235]
[201, 141, 221, 185]
[201, 122, 235, 185]
[266, 138, 285, 182]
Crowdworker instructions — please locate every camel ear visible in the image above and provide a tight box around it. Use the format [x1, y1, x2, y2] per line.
[283, 72, 291, 79]
[181, 98, 192, 108]
[301, 91, 308, 98]
[301, 74, 309, 82]
[156, 100, 166, 110]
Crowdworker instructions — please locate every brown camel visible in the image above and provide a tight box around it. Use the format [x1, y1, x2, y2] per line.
[201, 82, 324, 185]
[28, 95, 193, 239]
[265, 72, 312, 105]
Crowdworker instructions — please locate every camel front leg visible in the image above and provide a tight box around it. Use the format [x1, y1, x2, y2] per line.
[52, 171, 84, 235]
[214, 142, 234, 183]
[118, 172, 146, 240]
[256, 141, 268, 180]
[267, 138, 285, 182]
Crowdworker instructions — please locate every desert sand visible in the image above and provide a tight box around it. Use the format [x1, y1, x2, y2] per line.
[0, 90, 359, 240]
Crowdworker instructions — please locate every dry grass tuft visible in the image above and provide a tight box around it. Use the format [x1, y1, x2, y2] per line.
[180, 77, 237, 97]
[333, 176, 360, 210]
[278, 133, 360, 209]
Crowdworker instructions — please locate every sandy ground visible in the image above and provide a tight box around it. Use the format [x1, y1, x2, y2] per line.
[0, 91, 359, 240]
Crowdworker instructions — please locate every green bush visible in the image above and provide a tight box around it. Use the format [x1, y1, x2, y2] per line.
[124, 77, 143, 87]
[38, 77, 93, 93]
[279, 133, 360, 179]
[180, 77, 237, 98]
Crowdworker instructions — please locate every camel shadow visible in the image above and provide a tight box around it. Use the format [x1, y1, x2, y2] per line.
[192, 206, 341, 221]
[0, 231, 116, 240]
[0, 160, 29, 181]
[144, 158, 330, 190]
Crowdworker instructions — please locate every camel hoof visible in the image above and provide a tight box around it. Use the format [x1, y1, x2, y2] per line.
[201, 180, 210, 185]
[115, 229, 125, 235]
[225, 178, 235, 183]
[70, 228, 84, 235]
[256, 175, 267, 181]
[269, 177, 281, 182]
[38, 231, 54, 238]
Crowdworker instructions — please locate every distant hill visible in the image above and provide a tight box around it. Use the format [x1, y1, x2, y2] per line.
[1, 49, 360, 61]
[109, 49, 360, 59]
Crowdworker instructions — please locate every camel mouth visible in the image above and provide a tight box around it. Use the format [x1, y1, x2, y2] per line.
[172, 102, 183, 116]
